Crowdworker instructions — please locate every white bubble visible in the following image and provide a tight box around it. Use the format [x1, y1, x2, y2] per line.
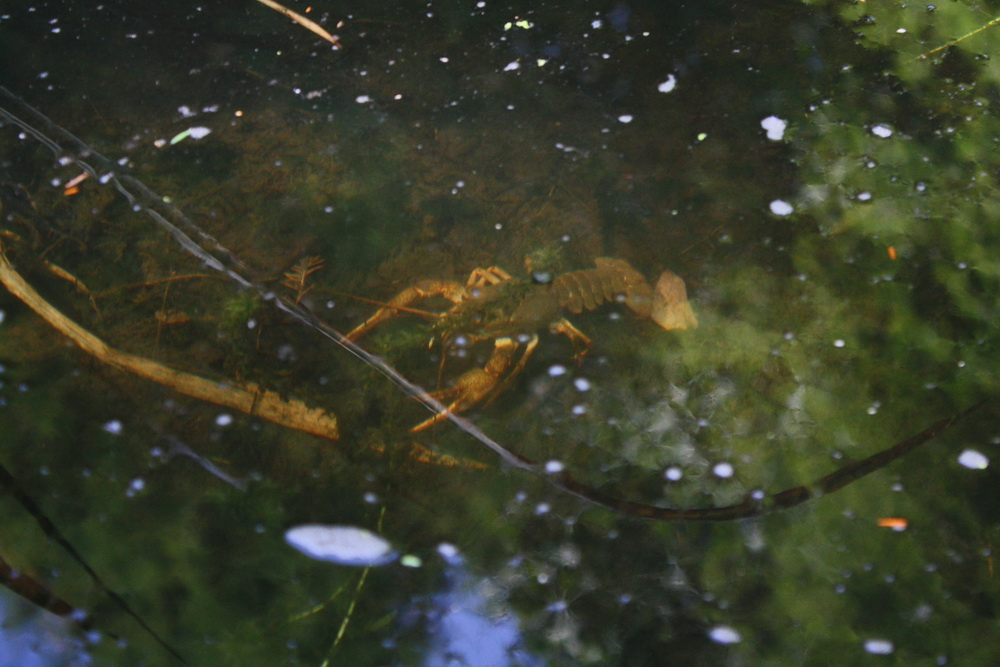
[760, 115, 787, 140]
[437, 542, 461, 565]
[103, 420, 123, 435]
[713, 462, 734, 478]
[871, 124, 893, 138]
[770, 199, 794, 216]
[958, 449, 989, 470]
[355, 95, 372, 103]
[544, 460, 565, 474]
[548, 364, 568, 377]
[573, 378, 592, 392]
[657, 75, 677, 93]
[834, 339, 846, 348]
[503, 61, 520, 72]
[864, 638, 894, 655]
[618, 114, 634, 124]
[215, 413, 233, 427]
[187, 126, 212, 140]
[708, 625, 742, 645]
[664, 466, 683, 481]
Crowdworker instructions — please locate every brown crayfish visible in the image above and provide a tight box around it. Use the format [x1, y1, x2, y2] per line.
[347, 257, 697, 431]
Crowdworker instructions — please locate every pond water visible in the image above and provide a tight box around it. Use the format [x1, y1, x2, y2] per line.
[1, 0, 999, 664]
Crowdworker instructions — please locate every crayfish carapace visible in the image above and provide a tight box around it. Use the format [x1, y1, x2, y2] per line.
[347, 257, 697, 431]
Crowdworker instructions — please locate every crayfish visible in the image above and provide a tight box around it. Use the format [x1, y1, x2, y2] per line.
[347, 257, 697, 431]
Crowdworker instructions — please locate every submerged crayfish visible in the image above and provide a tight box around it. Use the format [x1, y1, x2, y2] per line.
[347, 257, 697, 431]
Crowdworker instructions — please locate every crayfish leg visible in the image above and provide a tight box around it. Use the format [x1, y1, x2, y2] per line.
[466, 266, 512, 289]
[551, 319, 591, 362]
[411, 336, 524, 431]
[481, 335, 538, 409]
[346, 279, 467, 341]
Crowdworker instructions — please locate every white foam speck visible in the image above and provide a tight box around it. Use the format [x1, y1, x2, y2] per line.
[544, 460, 565, 474]
[760, 115, 787, 140]
[770, 199, 793, 216]
[713, 462, 734, 479]
[708, 625, 742, 645]
[657, 75, 677, 93]
[958, 449, 989, 470]
[863, 639, 894, 655]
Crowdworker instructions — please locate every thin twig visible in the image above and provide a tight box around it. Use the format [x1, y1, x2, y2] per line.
[916, 15, 1000, 60]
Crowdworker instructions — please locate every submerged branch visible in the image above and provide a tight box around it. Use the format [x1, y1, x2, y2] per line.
[0, 241, 340, 441]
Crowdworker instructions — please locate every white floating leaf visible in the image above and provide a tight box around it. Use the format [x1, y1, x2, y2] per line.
[285, 524, 397, 566]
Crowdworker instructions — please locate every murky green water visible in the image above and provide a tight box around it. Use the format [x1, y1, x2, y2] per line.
[1, 0, 998, 664]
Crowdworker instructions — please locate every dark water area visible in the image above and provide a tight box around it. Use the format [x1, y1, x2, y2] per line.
[1, 0, 999, 664]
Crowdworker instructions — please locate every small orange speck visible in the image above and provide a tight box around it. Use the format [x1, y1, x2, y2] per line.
[877, 517, 908, 530]
[63, 186, 80, 196]
[887, 245, 897, 260]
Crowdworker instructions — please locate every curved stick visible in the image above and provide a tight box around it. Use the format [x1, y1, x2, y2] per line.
[553, 401, 985, 522]
[0, 242, 340, 441]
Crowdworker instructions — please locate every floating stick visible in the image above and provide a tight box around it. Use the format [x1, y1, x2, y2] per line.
[255, 0, 342, 48]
